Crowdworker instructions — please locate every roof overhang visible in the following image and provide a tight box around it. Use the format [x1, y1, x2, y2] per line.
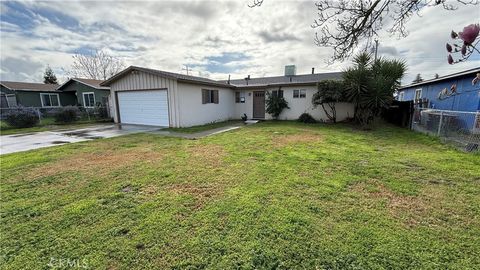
[400, 68, 480, 90]
[58, 78, 109, 91]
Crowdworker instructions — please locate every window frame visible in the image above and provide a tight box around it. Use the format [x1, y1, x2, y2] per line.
[293, 89, 306, 98]
[202, 89, 219, 104]
[414, 89, 422, 100]
[82, 92, 96, 108]
[40, 93, 61, 108]
[398, 92, 404, 101]
[235, 91, 245, 103]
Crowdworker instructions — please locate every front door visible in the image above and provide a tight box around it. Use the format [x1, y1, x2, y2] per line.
[253, 91, 265, 119]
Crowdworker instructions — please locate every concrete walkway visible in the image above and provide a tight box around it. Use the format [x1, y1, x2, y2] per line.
[0, 124, 161, 155]
[151, 124, 244, 139]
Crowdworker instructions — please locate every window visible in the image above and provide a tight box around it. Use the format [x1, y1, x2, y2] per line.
[235, 91, 245, 103]
[40, 93, 60, 107]
[293, 89, 306, 98]
[83, 92, 95, 107]
[415, 89, 422, 100]
[398, 92, 404, 101]
[271, 90, 283, 98]
[202, 89, 219, 104]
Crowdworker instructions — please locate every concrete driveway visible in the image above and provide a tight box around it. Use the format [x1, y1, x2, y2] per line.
[0, 124, 162, 155]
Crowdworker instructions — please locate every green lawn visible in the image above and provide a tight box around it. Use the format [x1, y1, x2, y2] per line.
[1, 122, 479, 269]
[0, 117, 111, 135]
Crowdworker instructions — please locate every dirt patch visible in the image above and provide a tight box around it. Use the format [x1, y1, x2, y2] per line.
[350, 181, 431, 227]
[187, 144, 226, 167]
[272, 132, 323, 147]
[138, 184, 159, 198]
[25, 149, 164, 179]
[167, 182, 223, 209]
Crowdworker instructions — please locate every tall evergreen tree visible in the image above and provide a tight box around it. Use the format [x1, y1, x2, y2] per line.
[43, 66, 58, 84]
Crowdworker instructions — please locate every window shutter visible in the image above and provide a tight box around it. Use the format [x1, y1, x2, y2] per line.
[214, 90, 219, 104]
[202, 89, 207, 104]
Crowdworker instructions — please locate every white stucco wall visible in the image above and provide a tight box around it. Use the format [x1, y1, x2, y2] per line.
[234, 86, 354, 122]
[176, 82, 236, 127]
[233, 89, 254, 119]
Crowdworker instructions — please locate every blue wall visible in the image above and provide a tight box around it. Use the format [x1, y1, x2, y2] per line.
[399, 73, 480, 112]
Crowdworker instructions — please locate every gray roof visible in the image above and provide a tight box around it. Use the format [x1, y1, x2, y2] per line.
[57, 78, 109, 91]
[400, 67, 480, 89]
[226, 72, 343, 87]
[102, 65, 343, 89]
[0, 81, 59, 92]
[102, 66, 233, 88]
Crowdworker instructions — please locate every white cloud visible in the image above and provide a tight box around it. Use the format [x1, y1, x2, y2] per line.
[0, 0, 479, 84]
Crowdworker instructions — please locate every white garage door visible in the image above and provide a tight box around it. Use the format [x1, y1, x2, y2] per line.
[117, 90, 169, 126]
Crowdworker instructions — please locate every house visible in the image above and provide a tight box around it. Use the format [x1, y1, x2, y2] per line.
[398, 68, 480, 112]
[57, 78, 110, 108]
[101, 65, 354, 127]
[0, 81, 76, 108]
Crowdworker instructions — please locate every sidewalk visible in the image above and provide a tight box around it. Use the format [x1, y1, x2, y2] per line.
[150, 123, 246, 139]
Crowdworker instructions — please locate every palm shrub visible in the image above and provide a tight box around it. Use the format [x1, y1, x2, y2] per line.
[312, 80, 345, 123]
[343, 52, 406, 127]
[265, 89, 289, 119]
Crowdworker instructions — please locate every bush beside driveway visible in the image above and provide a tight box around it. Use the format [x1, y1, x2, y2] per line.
[1, 122, 479, 269]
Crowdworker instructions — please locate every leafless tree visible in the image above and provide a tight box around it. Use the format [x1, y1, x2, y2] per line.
[250, 0, 478, 62]
[64, 49, 126, 80]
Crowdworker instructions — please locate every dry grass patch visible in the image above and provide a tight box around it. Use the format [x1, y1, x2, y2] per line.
[187, 144, 226, 167]
[167, 182, 224, 209]
[350, 181, 432, 227]
[24, 149, 164, 180]
[272, 132, 323, 147]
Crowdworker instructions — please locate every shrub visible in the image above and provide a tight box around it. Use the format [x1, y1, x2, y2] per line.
[266, 89, 289, 119]
[93, 105, 109, 120]
[53, 106, 79, 123]
[3, 107, 39, 128]
[298, 113, 317, 123]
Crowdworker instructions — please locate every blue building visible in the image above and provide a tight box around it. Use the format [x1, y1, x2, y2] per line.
[398, 68, 480, 112]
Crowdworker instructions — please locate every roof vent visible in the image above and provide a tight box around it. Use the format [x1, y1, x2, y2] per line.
[285, 65, 296, 76]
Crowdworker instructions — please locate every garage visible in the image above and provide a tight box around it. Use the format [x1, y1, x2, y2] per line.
[117, 89, 169, 126]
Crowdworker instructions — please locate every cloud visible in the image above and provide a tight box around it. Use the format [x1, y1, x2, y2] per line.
[0, 56, 44, 82]
[258, 30, 300, 43]
[0, 0, 478, 84]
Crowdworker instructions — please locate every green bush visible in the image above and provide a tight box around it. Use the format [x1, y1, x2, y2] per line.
[266, 90, 289, 119]
[298, 113, 317, 123]
[3, 107, 39, 128]
[53, 106, 79, 123]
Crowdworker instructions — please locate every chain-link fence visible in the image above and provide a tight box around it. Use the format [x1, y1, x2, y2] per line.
[0, 106, 112, 124]
[412, 108, 480, 152]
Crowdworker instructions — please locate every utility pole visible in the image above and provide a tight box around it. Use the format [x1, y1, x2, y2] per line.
[374, 39, 379, 61]
[182, 65, 190, 75]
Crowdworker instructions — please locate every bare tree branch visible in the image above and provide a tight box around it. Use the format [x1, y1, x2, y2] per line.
[63, 49, 126, 80]
[250, 0, 479, 62]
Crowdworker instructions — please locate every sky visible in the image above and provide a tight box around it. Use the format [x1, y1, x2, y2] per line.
[0, 0, 479, 84]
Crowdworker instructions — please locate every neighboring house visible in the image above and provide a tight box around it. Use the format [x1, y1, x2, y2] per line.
[398, 68, 480, 112]
[57, 78, 110, 108]
[101, 65, 354, 127]
[0, 81, 76, 108]
[398, 68, 480, 133]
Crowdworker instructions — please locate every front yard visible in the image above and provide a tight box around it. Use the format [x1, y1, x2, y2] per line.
[1, 122, 479, 269]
